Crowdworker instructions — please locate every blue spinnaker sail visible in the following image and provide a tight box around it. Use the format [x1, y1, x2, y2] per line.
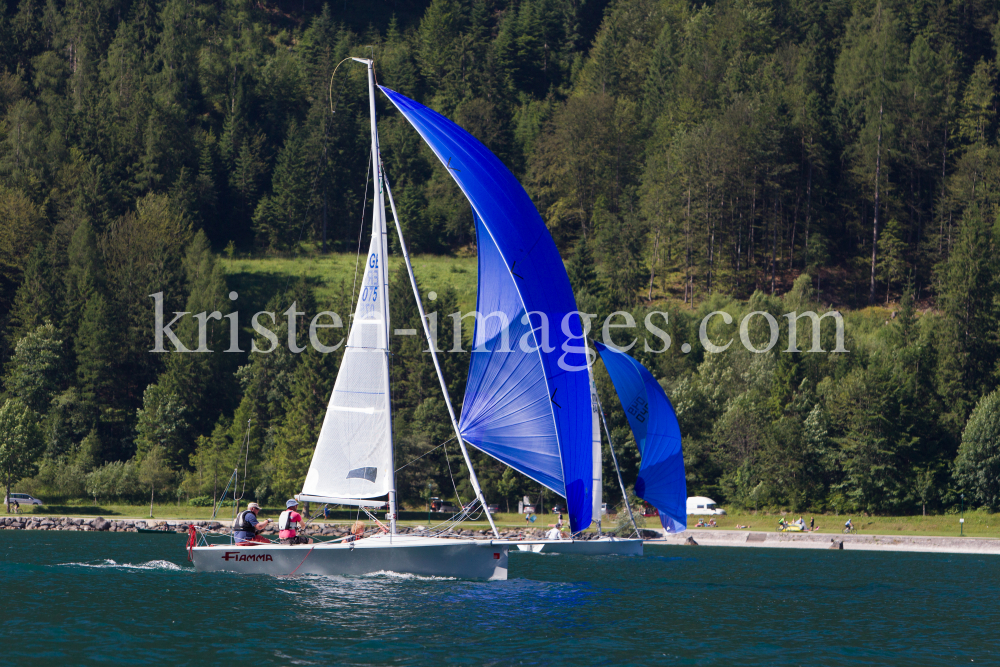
[381, 87, 592, 532]
[594, 341, 687, 533]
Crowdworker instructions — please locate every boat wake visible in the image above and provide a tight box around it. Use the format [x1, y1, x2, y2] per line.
[361, 570, 457, 581]
[60, 559, 184, 571]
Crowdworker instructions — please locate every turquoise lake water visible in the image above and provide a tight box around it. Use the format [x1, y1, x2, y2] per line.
[1, 532, 996, 665]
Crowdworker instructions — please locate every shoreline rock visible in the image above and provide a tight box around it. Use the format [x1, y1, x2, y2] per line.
[0, 517, 636, 541]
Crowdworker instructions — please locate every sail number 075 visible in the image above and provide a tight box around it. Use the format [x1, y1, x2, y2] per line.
[362, 253, 379, 302]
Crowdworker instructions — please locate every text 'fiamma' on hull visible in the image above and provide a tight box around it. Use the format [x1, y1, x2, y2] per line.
[192, 534, 509, 580]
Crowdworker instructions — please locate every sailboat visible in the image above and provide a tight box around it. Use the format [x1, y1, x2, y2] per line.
[189, 57, 589, 578]
[515, 348, 644, 555]
[593, 341, 687, 535]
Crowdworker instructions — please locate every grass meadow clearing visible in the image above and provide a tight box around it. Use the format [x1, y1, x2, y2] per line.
[221, 253, 480, 316]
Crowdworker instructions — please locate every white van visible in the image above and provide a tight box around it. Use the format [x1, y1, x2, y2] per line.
[5, 493, 43, 506]
[687, 496, 725, 515]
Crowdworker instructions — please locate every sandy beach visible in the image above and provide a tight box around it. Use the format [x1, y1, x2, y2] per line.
[650, 529, 1000, 555]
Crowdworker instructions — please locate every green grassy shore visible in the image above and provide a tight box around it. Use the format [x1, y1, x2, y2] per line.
[4, 505, 995, 539]
[221, 253, 480, 315]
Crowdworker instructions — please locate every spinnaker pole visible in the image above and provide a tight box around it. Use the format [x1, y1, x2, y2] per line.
[380, 163, 500, 538]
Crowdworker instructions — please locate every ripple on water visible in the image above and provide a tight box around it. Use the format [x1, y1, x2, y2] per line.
[1, 532, 998, 666]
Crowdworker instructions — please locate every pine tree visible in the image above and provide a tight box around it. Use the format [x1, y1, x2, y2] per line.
[75, 292, 118, 409]
[642, 24, 677, 121]
[138, 444, 174, 518]
[567, 237, 599, 295]
[5, 322, 64, 414]
[833, 1, 906, 304]
[957, 59, 996, 147]
[0, 185, 43, 311]
[63, 221, 104, 334]
[8, 243, 61, 346]
[0, 399, 44, 512]
[159, 231, 238, 460]
[134, 383, 189, 468]
[417, 0, 464, 110]
[252, 123, 311, 251]
[935, 204, 1000, 431]
[597, 212, 647, 310]
[193, 140, 219, 236]
[189, 417, 234, 503]
[954, 389, 1000, 509]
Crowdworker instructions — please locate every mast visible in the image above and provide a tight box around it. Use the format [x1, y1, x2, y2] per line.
[594, 389, 640, 537]
[587, 357, 603, 535]
[380, 165, 501, 539]
[356, 57, 397, 536]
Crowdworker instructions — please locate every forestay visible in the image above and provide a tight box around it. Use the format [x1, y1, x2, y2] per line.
[380, 86, 592, 532]
[594, 341, 687, 533]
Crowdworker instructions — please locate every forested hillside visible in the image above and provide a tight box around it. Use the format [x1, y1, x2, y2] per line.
[1, 0, 999, 516]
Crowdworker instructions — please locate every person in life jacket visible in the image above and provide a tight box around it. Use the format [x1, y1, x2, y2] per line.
[233, 502, 270, 544]
[344, 521, 365, 543]
[278, 499, 313, 545]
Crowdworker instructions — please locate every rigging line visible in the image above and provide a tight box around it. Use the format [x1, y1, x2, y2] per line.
[233, 418, 252, 503]
[394, 437, 455, 474]
[361, 506, 390, 532]
[594, 388, 640, 539]
[441, 438, 465, 509]
[211, 468, 238, 520]
[327, 56, 354, 115]
[286, 545, 316, 576]
[422, 502, 477, 537]
[348, 144, 374, 329]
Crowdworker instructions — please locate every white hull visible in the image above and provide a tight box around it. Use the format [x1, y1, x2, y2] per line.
[191, 534, 508, 580]
[515, 537, 643, 555]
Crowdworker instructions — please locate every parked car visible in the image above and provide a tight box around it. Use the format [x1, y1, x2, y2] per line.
[549, 505, 565, 514]
[5, 493, 42, 506]
[686, 496, 726, 515]
[641, 502, 659, 517]
[486, 504, 499, 514]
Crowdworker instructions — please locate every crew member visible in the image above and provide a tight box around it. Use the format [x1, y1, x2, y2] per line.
[278, 499, 313, 545]
[344, 521, 365, 543]
[233, 502, 269, 544]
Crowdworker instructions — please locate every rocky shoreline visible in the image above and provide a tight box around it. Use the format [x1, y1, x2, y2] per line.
[0, 516, 659, 540]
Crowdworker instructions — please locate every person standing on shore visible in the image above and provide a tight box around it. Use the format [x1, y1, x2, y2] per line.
[278, 499, 313, 545]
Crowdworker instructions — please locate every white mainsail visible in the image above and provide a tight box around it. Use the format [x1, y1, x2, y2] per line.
[301, 231, 391, 500]
[301, 66, 392, 503]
